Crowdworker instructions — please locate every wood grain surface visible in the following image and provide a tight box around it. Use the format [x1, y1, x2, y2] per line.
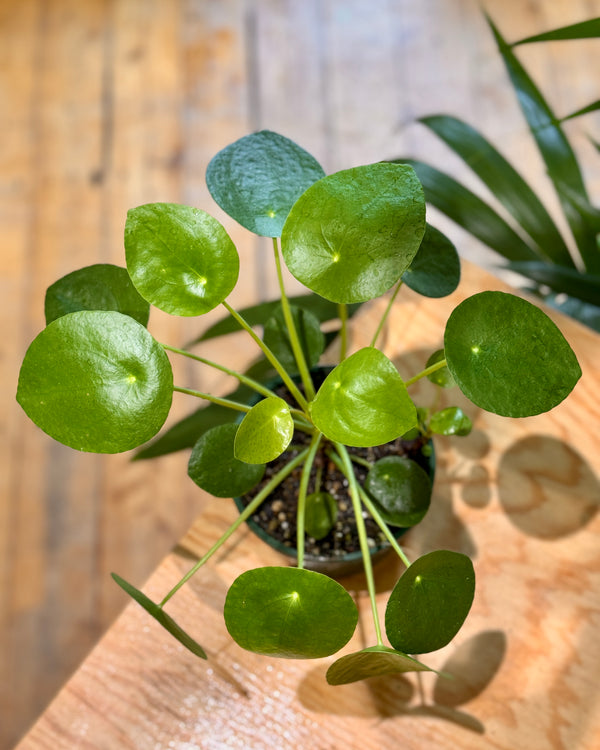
[2, 0, 599, 747]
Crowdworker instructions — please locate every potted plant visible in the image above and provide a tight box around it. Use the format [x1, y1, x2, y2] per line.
[16, 130, 581, 686]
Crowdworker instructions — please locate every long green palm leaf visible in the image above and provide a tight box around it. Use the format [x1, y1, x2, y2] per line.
[508, 262, 600, 306]
[512, 18, 600, 45]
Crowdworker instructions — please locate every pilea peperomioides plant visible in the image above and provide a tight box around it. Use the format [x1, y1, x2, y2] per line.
[17, 131, 581, 685]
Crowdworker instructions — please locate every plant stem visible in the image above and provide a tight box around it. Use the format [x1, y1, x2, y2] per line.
[370, 280, 403, 348]
[272, 238, 316, 400]
[161, 343, 277, 399]
[348, 453, 373, 470]
[338, 303, 348, 360]
[173, 386, 253, 412]
[158, 448, 310, 608]
[221, 300, 310, 413]
[335, 443, 384, 646]
[405, 358, 447, 387]
[296, 432, 323, 569]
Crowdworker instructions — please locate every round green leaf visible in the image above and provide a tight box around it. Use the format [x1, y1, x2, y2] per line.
[385, 550, 475, 654]
[206, 131, 326, 237]
[234, 396, 293, 463]
[305, 492, 338, 540]
[263, 304, 325, 374]
[125, 203, 239, 316]
[224, 566, 358, 658]
[365, 456, 432, 527]
[17, 311, 173, 453]
[309, 347, 417, 447]
[402, 224, 460, 298]
[188, 423, 264, 497]
[281, 163, 426, 303]
[429, 406, 472, 437]
[326, 645, 432, 685]
[426, 349, 455, 388]
[444, 291, 582, 417]
[44, 264, 150, 327]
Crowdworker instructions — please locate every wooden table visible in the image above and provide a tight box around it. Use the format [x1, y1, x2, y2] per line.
[15, 262, 600, 750]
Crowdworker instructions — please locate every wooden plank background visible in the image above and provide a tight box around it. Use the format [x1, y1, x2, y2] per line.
[1, 0, 599, 747]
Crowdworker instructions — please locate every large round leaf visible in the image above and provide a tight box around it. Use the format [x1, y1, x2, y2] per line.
[326, 645, 432, 685]
[385, 550, 475, 654]
[309, 347, 417, 447]
[234, 396, 294, 463]
[206, 131, 326, 237]
[402, 224, 460, 298]
[17, 311, 173, 453]
[365, 456, 432, 527]
[263, 304, 325, 375]
[281, 163, 426, 303]
[188, 423, 264, 497]
[224, 566, 358, 658]
[125, 203, 239, 316]
[45, 264, 150, 327]
[444, 291, 582, 417]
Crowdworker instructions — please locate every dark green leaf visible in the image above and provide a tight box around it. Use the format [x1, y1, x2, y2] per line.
[17, 311, 173, 453]
[560, 99, 600, 122]
[429, 407, 472, 437]
[385, 550, 475, 654]
[544, 293, 600, 333]
[444, 291, 581, 417]
[402, 224, 461, 297]
[125, 203, 239, 315]
[419, 116, 573, 267]
[224, 566, 358, 658]
[44, 264, 150, 326]
[263, 305, 325, 374]
[326, 645, 432, 685]
[111, 573, 207, 659]
[310, 347, 417, 447]
[305, 492, 338, 540]
[234, 396, 293, 463]
[206, 130, 325, 237]
[512, 18, 600, 45]
[426, 349, 455, 388]
[188, 423, 264, 497]
[281, 163, 426, 303]
[507, 262, 600, 306]
[365, 456, 432, 527]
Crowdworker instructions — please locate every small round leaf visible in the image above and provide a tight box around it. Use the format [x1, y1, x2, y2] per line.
[263, 304, 325, 374]
[17, 311, 173, 453]
[281, 163, 426, 303]
[45, 264, 150, 327]
[429, 406, 472, 436]
[426, 349, 456, 388]
[224, 566, 358, 658]
[326, 645, 432, 685]
[444, 291, 581, 417]
[206, 131, 326, 237]
[125, 203, 239, 316]
[310, 347, 417, 447]
[305, 492, 338, 540]
[234, 396, 294, 463]
[402, 224, 460, 298]
[385, 550, 475, 654]
[365, 456, 432, 527]
[188, 423, 264, 497]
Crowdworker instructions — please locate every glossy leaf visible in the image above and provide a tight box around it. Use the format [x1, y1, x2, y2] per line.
[205, 130, 325, 237]
[305, 492, 338, 540]
[310, 347, 417, 447]
[263, 305, 325, 374]
[429, 407, 472, 437]
[444, 291, 582, 417]
[419, 116, 573, 267]
[402, 224, 461, 298]
[234, 396, 293, 463]
[281, 163, 426, 303]
[111, 574, 207, 659]
[44, 264, 150, 326]
[507, 262, 600, 306]
[365, 456, 432, 527]
[188, 423, 264, 497]
[125, 203, 239, 315]
[326, 645, 432, 685]
[17, 311, 173, 453]
[385, 550, 475, 654]
[224, 567, 358, 658]
[512, 18, 600, 45]
[426, 349, 455, 388]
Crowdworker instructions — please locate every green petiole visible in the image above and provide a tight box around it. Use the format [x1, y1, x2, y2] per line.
[295, 432, 323, 569]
